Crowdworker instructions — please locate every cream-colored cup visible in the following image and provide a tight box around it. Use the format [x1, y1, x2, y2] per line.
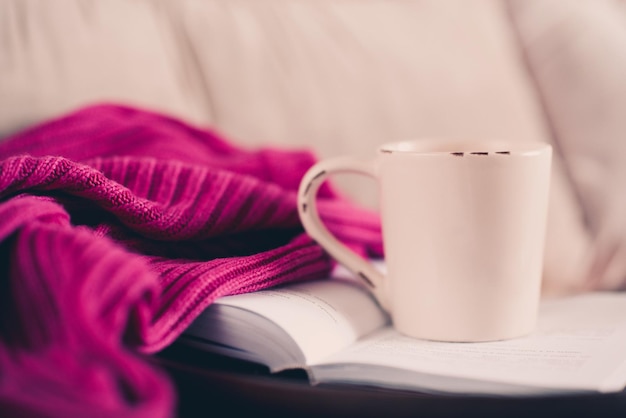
[298, 140, 552, 342]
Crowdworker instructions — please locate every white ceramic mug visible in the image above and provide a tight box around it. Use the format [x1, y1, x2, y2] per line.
[298, 139, 552, 342]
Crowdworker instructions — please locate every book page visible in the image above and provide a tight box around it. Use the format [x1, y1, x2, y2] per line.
[315, 293, 626, 394]
[216, 277, 389, 364]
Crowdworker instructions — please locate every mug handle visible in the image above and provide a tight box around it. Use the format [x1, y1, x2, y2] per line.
[297, 157, 389, 310]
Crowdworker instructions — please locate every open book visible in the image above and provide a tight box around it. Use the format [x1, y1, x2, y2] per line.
[181, 268, 626, 396]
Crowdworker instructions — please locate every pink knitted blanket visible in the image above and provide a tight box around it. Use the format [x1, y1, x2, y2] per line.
[0, 104, 382, 417]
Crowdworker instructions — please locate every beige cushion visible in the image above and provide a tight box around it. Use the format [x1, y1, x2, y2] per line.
[0, 0, 207, 136]
[0, 0, 594, 293]
[510, 0, 626, 290]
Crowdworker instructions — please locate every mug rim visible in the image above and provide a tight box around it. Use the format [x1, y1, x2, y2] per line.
[378, 139, 551, 156]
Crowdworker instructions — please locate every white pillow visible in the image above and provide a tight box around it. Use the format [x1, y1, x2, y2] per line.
[511, 0, 626, 290]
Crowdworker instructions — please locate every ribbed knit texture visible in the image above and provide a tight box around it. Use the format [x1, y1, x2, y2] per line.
[0, 104, 383, 418]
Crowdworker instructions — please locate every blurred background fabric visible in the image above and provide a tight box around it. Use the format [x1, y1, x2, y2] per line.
[1, 0, 626, 292]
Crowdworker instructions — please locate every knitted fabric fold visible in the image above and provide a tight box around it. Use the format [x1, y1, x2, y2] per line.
[0, 104, 383, 418]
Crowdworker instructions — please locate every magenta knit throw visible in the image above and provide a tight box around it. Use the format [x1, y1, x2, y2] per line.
[0, 104, 383, 417]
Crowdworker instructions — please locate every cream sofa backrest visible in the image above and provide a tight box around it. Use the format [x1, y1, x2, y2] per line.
[3, 0, 626, 293]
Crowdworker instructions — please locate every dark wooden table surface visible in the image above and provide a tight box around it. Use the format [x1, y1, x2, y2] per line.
[152, 343, 626, 418]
